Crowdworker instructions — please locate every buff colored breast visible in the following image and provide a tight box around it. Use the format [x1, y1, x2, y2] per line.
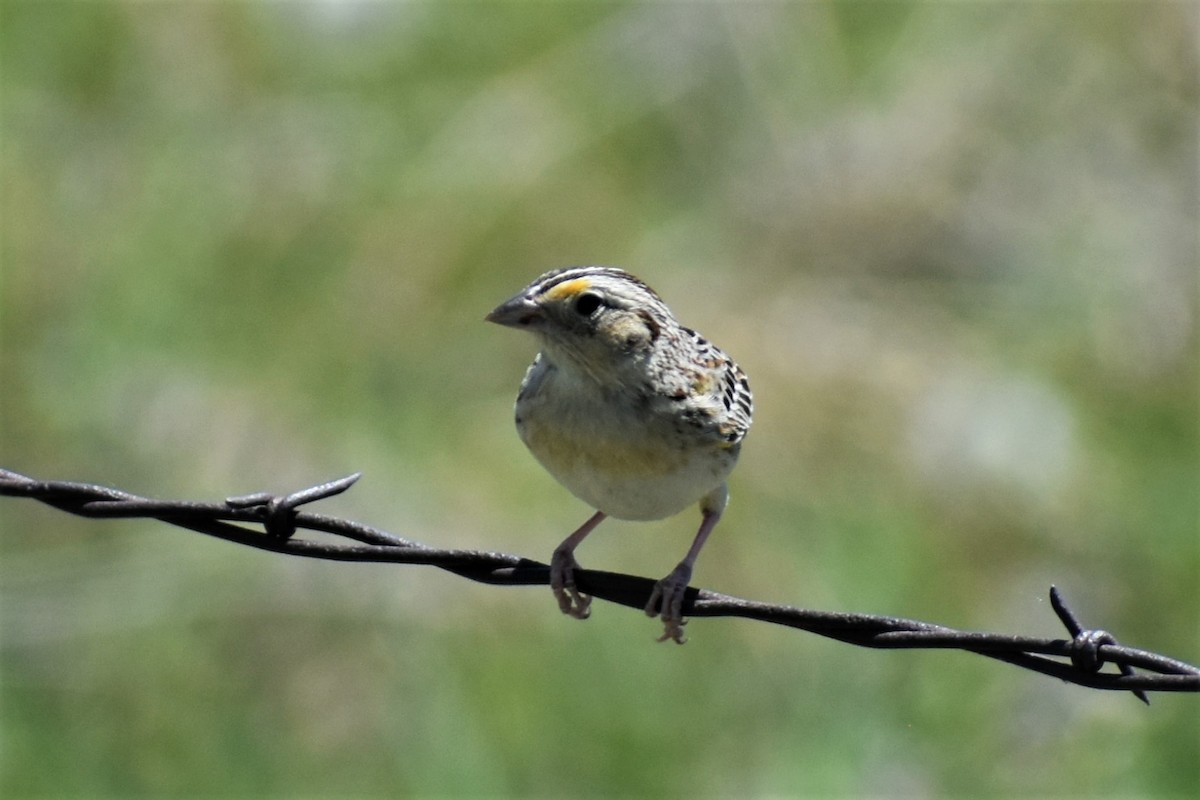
[517, 384, 735, 521]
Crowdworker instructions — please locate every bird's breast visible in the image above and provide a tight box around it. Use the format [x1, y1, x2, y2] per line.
[515, 369, 737, 520]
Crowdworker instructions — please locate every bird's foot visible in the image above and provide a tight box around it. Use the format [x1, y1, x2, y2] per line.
[550, 546, 592, 620]
[646, 561, 693, 644]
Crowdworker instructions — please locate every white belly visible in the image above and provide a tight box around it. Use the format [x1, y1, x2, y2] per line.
[516, 367, 737, 520]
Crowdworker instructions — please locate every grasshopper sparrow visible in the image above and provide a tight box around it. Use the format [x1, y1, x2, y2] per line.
[487, 266, 752, 643]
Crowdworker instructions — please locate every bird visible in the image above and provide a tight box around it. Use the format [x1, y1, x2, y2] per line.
[486, 266, 752, 643]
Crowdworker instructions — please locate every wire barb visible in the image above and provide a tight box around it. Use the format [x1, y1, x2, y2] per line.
[2, 467, 1197, 697]
[1050, 585, 1150, 705]
[224, 473, 363, 539]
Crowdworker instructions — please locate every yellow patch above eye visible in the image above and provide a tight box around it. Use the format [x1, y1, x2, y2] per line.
[545, 277, 592, 302]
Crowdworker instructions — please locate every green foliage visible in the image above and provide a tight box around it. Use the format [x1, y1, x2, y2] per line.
[3, 1, 1196, 796]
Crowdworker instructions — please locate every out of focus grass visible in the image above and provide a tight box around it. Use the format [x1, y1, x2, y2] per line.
[2, 2, 1196, 797]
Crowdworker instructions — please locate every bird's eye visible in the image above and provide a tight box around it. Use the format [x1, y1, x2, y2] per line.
[574, 293, 603, 316]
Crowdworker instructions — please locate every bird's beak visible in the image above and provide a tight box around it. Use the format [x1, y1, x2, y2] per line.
[485, 294, 543, 329]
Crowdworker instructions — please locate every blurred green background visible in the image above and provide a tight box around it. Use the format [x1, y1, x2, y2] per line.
[2, 1, 1196, 797]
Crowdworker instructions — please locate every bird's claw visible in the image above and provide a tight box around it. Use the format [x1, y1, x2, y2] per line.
[550, 547, 592, 620]
[646, 561, 693, 644]
[655, 617, 688, 644]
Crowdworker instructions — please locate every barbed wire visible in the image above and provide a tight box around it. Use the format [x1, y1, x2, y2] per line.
[2, 466, 1196, 700]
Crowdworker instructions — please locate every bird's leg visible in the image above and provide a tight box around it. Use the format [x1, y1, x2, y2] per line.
[550, 510, 606, 619]
[646, 504, 722, 644]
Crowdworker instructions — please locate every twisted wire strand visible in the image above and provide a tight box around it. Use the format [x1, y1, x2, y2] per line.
[2, 467, 1196, 699]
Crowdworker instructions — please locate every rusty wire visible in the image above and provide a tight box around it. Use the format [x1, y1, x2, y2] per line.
[2, 466, 1196, 701]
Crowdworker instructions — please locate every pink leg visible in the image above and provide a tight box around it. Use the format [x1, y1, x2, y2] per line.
[646, 506, 721, 644]
[551, 510, 606, 619]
